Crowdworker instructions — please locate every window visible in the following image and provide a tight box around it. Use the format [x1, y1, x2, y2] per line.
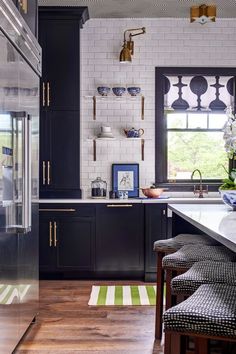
[155, 68, 236, 189]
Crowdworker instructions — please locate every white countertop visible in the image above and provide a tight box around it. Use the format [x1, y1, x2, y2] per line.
[168, 204, 236, 252]
[39, 197, 222, 204]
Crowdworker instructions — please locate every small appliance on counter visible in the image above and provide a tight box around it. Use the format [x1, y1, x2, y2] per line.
[91, 177, 107, 198]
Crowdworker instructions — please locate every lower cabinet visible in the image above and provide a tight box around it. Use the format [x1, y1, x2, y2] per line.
[39, 205, 95, 277]
[96, 203, 144, 276]
[39, 203, 167, 280]
[145, 204, 167, 281]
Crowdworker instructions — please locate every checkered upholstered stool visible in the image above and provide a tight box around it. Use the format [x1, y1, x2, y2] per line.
[163, 283, 236, 354]
[162, 245, 236, 311]
[171, 261, 236, 296]
[153, 234, 217, 339]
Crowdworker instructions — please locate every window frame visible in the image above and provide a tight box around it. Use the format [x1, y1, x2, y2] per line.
[155, 67, 236, 191]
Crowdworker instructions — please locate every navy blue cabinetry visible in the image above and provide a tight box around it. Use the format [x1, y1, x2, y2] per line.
[39, 203, 167, 280]
[96, 203, 144, 278]
[39, 204, 95, 278]
[145, 204, 167, 281]
[38, 7, 89, 198]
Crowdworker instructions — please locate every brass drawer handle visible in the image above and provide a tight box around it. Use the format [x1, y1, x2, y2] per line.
[42, 161, 46, 185]
[47, 161, 51, 185]
[107, 204, 133, 208]
[39, 209, 76, 212]
[49, 221, 52, 247]
[54, 222, 57, 247]
[47, 82, 50, 106]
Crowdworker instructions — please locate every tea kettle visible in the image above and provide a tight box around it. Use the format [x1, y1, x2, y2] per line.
[124, 127, 144, 138]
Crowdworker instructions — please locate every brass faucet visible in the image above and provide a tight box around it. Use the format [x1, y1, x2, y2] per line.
[191, 169, 208, 198]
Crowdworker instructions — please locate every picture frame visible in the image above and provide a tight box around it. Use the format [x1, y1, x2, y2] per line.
[112, 163, 139, 198]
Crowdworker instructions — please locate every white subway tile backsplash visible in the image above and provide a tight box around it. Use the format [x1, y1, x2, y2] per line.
[80, 18, 236, 197]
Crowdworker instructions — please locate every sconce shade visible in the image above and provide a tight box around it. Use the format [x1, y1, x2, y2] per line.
[119, 43, 132, 63]
[190, 4, 216, 24]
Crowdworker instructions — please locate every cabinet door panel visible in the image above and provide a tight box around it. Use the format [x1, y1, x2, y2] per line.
[96, 204, 144, 271]
[145, 204, 167, 273]
[45, 20, 80, 111]
[49, 110, 80, 191]
[39, 216, 56, 269]
[56, 217, 94, 270]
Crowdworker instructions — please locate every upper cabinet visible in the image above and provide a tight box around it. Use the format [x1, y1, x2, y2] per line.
[39, 7, 89, 198]
[12, 0, 38, 37]
[39, 18, 80, 111]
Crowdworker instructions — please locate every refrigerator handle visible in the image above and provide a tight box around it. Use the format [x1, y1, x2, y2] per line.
[21, 114, 31, 232]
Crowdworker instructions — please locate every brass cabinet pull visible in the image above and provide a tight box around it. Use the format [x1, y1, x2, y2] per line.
[39, 209, 76, 212]
[42, 161, 46, 185]
[107, 204, 133, 208]
[54, 222, 57, 247]
[47, 82, 50, 106]
[47, 161, 51, 185]
[49, 221, 53, 247]
[42, 82, 45, 106]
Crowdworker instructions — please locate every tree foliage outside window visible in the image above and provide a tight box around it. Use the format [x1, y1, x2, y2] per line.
[167, 113, 228, 180]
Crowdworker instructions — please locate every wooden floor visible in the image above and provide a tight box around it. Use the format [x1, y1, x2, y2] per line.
[16, 281, 163, 354]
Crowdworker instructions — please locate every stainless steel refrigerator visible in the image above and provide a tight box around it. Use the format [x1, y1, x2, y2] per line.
[0, 1, 41, 352]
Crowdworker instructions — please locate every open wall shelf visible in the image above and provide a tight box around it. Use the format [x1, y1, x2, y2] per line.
[84, 95, 145, 120]
[86, 137, 151, 161]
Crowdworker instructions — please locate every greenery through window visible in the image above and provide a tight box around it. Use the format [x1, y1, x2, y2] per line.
[155, 68, 236, 188]
[167, 112, 228, 180]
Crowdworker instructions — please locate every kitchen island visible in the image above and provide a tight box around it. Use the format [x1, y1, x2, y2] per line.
[169, 204, 236, 252]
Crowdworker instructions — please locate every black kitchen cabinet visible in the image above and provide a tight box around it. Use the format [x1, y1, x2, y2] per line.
[39, 110, 81, 198]
[38, 7, 89, 198]
[39, 215, 56, 270]
[39, 204, 95, 276]
[12, 0, 38, 37]
[145, 204, 167, 281]
[96, 203, 144, 277]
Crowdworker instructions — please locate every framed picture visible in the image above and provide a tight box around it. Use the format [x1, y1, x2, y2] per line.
[112, 163, 139, 198]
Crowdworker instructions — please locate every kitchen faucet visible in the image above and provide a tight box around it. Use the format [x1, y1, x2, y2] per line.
[191, 169, 208, 198]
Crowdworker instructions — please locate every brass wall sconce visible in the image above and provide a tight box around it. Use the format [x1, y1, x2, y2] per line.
[119, 27, 146, 63]
[190, 4, 216, 25]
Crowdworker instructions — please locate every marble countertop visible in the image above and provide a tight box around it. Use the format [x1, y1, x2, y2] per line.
[39, 197, 222, 204]
[168, 204, 236, 252]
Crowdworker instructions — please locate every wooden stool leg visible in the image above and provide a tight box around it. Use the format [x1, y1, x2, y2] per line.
[155, 251, 164, 340]
[165, 268, 172, 310]
[164, 332, 181, 354]
[195, 337, 208, 354]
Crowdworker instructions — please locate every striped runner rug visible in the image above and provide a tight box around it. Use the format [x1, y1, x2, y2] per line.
[88, 285, 156, 306]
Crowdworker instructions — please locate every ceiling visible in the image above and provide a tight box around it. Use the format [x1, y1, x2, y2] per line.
[38, 0, 236, 18]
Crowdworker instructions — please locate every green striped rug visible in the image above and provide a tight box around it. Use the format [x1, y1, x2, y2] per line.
[0, 284, 31, 305]
[88, 285, 156, 306]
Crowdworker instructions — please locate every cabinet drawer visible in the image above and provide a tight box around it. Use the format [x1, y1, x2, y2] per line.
[39, 204, 95, 217]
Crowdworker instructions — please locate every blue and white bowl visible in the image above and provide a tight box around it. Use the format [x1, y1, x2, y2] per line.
[97, 86, 110, 96]
[219, 190, 236, 211]
[127, 87, 141, 96]
[112, 87, 126, 96]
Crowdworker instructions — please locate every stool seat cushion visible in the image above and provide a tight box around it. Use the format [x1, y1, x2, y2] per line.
[162, 245, 236, 269]
[171, 261, 236, 294]
[153, 233, 217, 253]
[163, 284, 236, 338]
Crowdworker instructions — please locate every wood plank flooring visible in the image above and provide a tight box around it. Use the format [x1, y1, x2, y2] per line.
[15, 281, 163, 354]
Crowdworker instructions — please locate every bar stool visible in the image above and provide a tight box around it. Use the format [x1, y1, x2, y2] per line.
[163, 283, 236, 354]
[162, 245, 236, 313]
[171, 260, 236, 296]
[154, 234, 217, 339]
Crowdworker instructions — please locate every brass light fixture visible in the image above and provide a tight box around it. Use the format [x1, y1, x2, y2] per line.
[190, 4, 216, 25]
[119, 27, 146, 63]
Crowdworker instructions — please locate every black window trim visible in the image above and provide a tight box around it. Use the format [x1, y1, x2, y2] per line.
[155, 67, 236, 191]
